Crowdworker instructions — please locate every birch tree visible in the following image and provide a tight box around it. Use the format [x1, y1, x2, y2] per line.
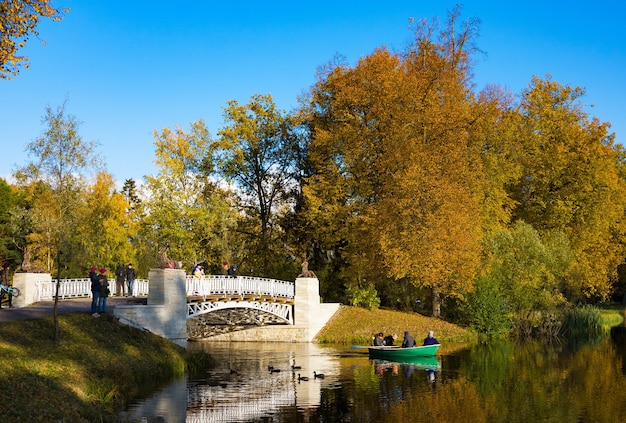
[17, 100, 99, 340]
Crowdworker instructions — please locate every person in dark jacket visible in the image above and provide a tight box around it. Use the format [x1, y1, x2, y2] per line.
[98, 268, 109, 313]
[126, 263, 137, 297]
[401, 331, 416, 348]
[115, 263, 125, 297]
[89, 266, 100, 317]
[373, 332, 384, 346]
[423, 330, 439, 346]
[384, 333, 398, 346]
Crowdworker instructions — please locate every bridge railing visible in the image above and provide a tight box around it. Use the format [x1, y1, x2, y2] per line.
[186, 275, 294, 299]
[32, 275, 293, 302]
[35, 278, 150, 301]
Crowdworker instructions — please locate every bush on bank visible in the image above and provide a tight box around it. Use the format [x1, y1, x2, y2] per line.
[0, 313, 214, 422]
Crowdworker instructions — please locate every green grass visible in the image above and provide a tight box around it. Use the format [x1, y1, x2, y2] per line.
[0, 313, 214, 422]
[596, 302, 626, 330]
[315, 305, 475, 345]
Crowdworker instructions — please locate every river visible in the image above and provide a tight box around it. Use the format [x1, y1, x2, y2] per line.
[121, 327, 626, 422]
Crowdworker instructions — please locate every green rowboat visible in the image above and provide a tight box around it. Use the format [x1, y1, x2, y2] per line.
[368, 344, 440, 360]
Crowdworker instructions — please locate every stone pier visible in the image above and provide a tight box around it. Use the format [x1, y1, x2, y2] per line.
[12, 272, 51, 308]
[113, 269, 188, 347]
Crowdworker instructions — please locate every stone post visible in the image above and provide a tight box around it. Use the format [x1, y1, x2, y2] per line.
[114, 269, 188, 347]
[294, 277, 320, 339]
[147, 268, 187, 346]
[12, 273, 51, 308]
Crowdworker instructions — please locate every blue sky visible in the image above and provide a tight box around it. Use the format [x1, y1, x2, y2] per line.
[1, 1, 624, 183]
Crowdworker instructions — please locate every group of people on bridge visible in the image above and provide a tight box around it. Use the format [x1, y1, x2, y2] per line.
[89, 263, 136, 317]
[373, 330, 439, 347]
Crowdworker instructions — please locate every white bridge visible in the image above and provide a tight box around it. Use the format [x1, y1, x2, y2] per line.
[13, 270, 339, 347]
[185, 275, 295, 324]
[27, 275, 295, 324]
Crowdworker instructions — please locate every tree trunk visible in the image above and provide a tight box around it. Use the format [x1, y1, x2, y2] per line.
[432, 286, 441, 318]
[53, 248, 61, 342]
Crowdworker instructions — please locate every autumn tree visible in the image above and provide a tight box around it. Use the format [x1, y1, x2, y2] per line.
[303, 8, 484, 317]
[0, 0, 68, 79]
[16, 100, 99, 340]
[69, 172, 136, 274]
[141, 120, 234, 275]
[509, 75, 626, 302]
[214, 94, 301, 277]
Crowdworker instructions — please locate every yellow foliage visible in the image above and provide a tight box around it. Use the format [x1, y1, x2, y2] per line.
[0, 0, 68, 79]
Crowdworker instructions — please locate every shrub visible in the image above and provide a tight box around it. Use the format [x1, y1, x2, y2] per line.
[347, 284, 381, 311]
[564, 305, 603, 339]
[460, 275, 511, 337]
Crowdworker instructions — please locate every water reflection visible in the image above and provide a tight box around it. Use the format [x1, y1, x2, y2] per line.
[123, 335, 626, 422]
[186, 342, 342, 420]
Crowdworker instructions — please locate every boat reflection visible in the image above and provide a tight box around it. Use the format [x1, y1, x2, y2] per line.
[373, 355, 441, 384]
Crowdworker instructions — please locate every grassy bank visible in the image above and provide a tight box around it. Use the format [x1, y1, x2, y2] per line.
[316, 305, 475, 345]
[0, 313, 213, 422]
[598, 302, 626, 330]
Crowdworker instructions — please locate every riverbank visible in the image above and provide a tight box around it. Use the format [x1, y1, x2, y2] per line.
[315, 305, 475, 345]
[0, 312, 212, 422]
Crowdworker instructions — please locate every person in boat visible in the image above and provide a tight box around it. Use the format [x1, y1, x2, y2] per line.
[373, 332, 385, 346]
[401, 331, 416, 348]
[383, 333, 397, 346]
[423, 330, 439, 346]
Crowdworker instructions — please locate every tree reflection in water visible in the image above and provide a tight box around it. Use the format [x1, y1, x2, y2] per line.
[124, 335, 626, 422]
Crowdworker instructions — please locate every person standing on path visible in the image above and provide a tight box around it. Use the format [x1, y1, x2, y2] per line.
[115, 263, 125, 297]
[98, 268, 109, 313]
[89, 266, 101, 317]
[126, 263, 137, 297]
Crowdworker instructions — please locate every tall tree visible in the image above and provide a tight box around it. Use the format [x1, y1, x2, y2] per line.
[16, 100, 99, 340]
[0, 0, 68, 79]
[509, 75, 626, 302]
[72, 172, 135, 274]
[215, 94, 301, 276]
[142, 120, 234, 275]
[304, 8, 484, 317]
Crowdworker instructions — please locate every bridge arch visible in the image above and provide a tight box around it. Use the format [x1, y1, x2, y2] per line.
[187, 299, 293, 324]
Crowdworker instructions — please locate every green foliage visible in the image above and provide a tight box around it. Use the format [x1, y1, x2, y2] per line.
[142, 120, 236, 273]
[347, 284, 381, 311]
[563, 305, 604, 339]
[215, 94, 301, 276]
[485, 221, 570, 314]
[510, 75, 626, 302]
[0, 178, 25, 267]
[15, 101, 100, 277]
[460, 275, 511, 337]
